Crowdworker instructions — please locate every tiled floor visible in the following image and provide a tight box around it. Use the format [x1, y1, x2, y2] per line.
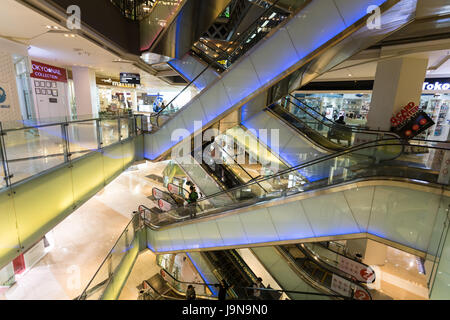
[0, 160, 167, 300]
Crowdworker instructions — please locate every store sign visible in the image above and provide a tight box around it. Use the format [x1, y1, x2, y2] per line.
[337, 255, 375, 283]
[31, 61, 67, 82]
[423, 81, 450, 91]
[0, 85, 10, 109]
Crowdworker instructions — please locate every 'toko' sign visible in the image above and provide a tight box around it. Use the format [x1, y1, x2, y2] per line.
[423, 81, 450, 91]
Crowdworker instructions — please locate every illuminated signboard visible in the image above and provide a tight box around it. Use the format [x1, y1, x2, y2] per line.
[120, 73, 141, 85]
[31, 61, 67, 82]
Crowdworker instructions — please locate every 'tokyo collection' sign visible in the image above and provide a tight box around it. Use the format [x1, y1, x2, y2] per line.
[30, 61, 67, 82]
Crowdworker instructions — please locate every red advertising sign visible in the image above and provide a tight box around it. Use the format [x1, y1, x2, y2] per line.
[31, 61, 67, 82]
[158, 199, 172, 212]
[337, 255, 376, 283]
[390, 102, 419, 128]
[152, 188, 165, 200]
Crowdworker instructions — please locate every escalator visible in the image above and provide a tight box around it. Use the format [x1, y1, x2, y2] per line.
[144, 0, 417, 160]
[139, 268, 217, 300]
[301, 242, 377, 284]
[278, 244, 373, 300]
[201, 249, 281, 300]
[139, 138, 449, 258]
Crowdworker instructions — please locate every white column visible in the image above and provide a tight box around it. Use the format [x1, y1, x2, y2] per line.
[72, 66, 98, 116]
[367, 57, 429, 131]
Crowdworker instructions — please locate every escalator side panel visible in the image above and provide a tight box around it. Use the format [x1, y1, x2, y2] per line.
[146, 183, 446, 256]
[168, 53, 219, 91]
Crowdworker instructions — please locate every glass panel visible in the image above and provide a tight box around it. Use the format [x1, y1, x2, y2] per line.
[82, 255, 112, 300]
[4, 125, 65, 184]
[100, 119, 119, 146]
[67, 121, 98, 160]
[110, 229, 128, 271]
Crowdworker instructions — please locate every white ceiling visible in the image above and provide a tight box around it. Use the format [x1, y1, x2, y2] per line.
[317, 45, 450, 81]
[0, 0, 178, 91]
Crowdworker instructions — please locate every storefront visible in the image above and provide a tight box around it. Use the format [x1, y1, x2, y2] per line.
[294, 77, 450, 141]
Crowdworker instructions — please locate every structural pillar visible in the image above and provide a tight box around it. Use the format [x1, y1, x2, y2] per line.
[72, 66, 98, 117]
[367, 57, 429, 131]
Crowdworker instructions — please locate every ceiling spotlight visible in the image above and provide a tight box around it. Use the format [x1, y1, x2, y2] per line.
[46, 25, 52, 29]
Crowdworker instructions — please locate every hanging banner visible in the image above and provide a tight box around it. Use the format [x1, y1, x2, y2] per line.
[30, 61, 67, 82]
[337, 255, 376, 283]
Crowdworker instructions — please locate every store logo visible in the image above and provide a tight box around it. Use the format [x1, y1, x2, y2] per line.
[367, 5, 381, 30]
[66, 5, 81, 30]
[423, 81, 450, 91]
[0, 87, 6, 103]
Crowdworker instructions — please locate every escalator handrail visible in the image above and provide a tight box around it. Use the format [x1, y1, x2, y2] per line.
[285, 94, 401, 138]
[183, 138, 448, 203]
[152, 0, 283, 127]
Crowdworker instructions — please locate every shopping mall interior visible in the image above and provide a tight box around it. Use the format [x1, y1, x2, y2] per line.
[0, 0, 450, 302]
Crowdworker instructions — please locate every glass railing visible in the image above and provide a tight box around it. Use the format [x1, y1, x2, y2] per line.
[140, 139, 448, 229]
[0, 114, 140, 190]
[78, 213, 141, 300]
[148, 0, 307, 129]
[279, 245, 372, 300]
[274, 95, 400, 148]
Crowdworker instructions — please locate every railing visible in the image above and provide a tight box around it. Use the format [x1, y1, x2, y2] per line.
[274, 95, 401, 148]
[139, 138, 449, 229]
[0, 114, 143, 190]
[78, 212, 141, 300]
[149, 0, 307, 129]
